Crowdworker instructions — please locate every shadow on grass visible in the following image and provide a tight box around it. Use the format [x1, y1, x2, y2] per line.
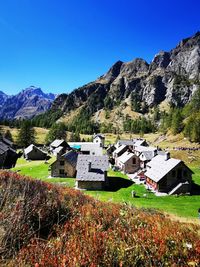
[191, 181, 200, 195]
[105, 176, 134, 192]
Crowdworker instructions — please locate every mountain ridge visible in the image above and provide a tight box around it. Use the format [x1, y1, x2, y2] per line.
[47, 31, 200, 127]
[0, 86, 57, 120]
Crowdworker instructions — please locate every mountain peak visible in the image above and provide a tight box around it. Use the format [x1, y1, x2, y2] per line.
[46, 31, 200, 125]
[23, 86, 43, 93]
[103, 60, 123, 81]
[0, 86, 56, 120]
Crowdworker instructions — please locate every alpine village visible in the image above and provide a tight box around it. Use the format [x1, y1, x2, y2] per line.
[1, 32, 200, 267]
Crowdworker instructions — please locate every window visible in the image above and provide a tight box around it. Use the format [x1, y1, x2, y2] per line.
[60, 161, 64, 166]
[132, 158, 136, 164]
[59, 169, 65, 175]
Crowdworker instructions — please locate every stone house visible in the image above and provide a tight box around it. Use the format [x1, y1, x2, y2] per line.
[0, 141, 19, 168]
[24, 144, 47, 160]
[50, 150, 78, 177]
[139, 150, 158, 169]
[144, 155, 193, 194]
[133, 145, 157, 168]
[76, 155, 109, 190]
[115, 151, 140, 173]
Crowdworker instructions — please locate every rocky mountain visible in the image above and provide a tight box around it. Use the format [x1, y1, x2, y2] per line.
[0, 91, 9, 106]
[49, 31, 200, 125]
[0, 86, 56, 120]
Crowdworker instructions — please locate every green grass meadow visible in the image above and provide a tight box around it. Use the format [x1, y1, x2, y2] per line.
[12, 157, 75, 188]
[11, 156, 200, 220]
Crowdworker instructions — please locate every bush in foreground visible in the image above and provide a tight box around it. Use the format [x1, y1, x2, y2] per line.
[0, 171, 199, 266]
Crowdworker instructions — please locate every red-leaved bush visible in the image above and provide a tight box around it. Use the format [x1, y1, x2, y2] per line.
[0, 171, 199, 266]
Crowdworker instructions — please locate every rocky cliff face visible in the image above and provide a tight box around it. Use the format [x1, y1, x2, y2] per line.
[0, 86, 56, 120]
[51, 32, 200, 121]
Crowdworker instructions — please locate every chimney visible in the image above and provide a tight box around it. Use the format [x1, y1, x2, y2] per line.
[165, 152, 170, 161]
[154, 149, 157, 157]
[88, 160, 92, 171]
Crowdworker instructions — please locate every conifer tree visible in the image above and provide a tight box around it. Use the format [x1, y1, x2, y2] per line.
[17, 121, 35, 148]
[171, 109, 183, 135]
[45, 123, 67, 144]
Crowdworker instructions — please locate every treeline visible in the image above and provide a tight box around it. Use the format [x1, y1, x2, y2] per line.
[65, 107, 100, 134]
[31, 109, 63, 128]
[0, 109, 63, 129]
[123, 117, 156, 134]
[154, 87, 200, 142]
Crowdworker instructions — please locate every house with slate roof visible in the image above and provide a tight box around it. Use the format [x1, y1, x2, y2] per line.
[0, 141, 19, 169]
[113, 145, 128, 160]
[50, 139, 70, 156]
[144, 155, 193, 194]
[81, 143, 103, 155]
[115, 151, 140, 173]
[133, 145, 157, 168]
[116, 139, 147, 149]
[76, 155, 109, 190]
[2, 137, 14, 148]
[93, 134, 105, 147]
[24, 144, 47, 160]
[68, 142, 103, 155]
[51, 150, 78, 177]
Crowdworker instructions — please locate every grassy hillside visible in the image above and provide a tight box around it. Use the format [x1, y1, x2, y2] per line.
[0, 172, 200, 266]
[104, 132, 200, 149]
[0, 125, 91, 145]
[0, 125, 49, 144]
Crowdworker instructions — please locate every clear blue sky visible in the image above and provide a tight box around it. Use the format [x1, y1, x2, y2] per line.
[0, 0, 199, 95]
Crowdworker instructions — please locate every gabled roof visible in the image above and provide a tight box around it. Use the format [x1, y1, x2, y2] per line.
[50, 139, 66, 148]
[93, 134, 105, 139]
[113, 144, 127, 155]
[117, 151, 135, 164]
[0, 141, 16, 155]
[0, 141, 10, 154]
[117, 139, 146, 147]
[134, 145, 157, 153]
[134, 139, 146, 147]
[62, 150, 78, 168]
[117, 140, 135, 146]
[81, 143, 103, 155]
[145, 155, 182, 182]
[24, 144, 46, 155]
[54, 146, 64, 154]
[76, 155, 109, 181]
[2, 137, 13, 147]
[139, 151, 155, 161]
